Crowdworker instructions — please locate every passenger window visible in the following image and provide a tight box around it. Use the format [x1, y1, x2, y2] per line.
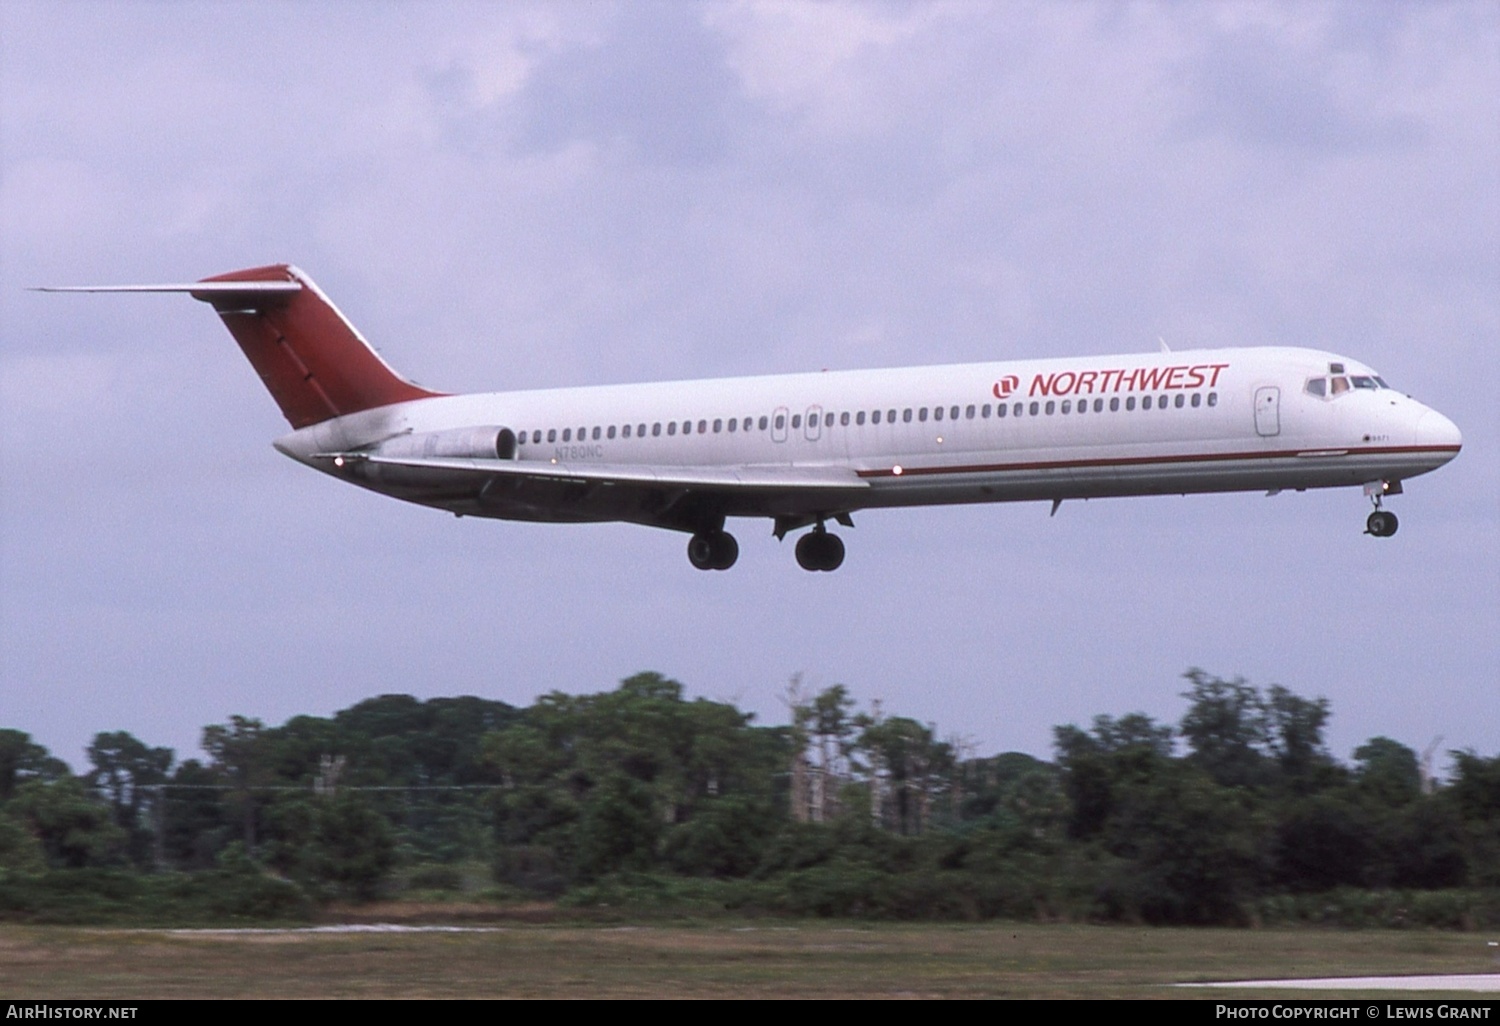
[791, 414, 801, 429]
[727, 419, 736, 433]
[638, 423, 647, 437]
[872, 410, 881, 424]
[840, 411, 850, 426]
[1028, 401, 1039, 416]
[1142, 396, 1152, 410]
[607, 426, 616, 439]
[1045, 401, 1055, 415]
[713, 418, 722, 433]
[578, 426, 586, 439]
[533, 430, 542, 443]
[770, 415, 780, 430]
[919, 408, 928, 422]
[667, 422, 676, 436]
[997, 403, 1006, 418]
[652, 423, 661, 436]
[825, 413, 834, 427]
[982, 403, 991, 418]
[1207, 392, 1218, 406]
[1094, 398, 1103, 412]
[1190, 393, 1201, 408]
[562, 428, 572, 442]
[856, 411, 865, 425]
[697, 420, 707, 434]
[933, 406, 943, 421]
[517, 431, 526, 445]
[903, 409, 913, 423]
[1060, 400, 1071, 414]
[592, 426, 601, 440]
[966, 405, 976, 419]
[683, 420, 692, 434]
[1174, 394, 1185, 408]
[1126, 397, 1136, 410]
[887, 409, 896, 423]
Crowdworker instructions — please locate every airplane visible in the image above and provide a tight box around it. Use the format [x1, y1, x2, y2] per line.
[39, 263, 1462, 571]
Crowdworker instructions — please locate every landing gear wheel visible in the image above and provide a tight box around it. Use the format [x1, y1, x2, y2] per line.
[1365, 510, 1398, 537]
[688, 530, 739, 570]
[795, 530, 845, 572]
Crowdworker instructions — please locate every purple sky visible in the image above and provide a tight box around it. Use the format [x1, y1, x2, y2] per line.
[2, 1, 1496, 776]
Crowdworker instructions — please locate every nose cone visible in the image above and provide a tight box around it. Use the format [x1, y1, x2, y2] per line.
[1415, 410, 1463, 456]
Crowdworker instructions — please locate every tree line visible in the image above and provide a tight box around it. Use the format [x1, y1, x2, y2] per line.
[0, 669, 1496, 926]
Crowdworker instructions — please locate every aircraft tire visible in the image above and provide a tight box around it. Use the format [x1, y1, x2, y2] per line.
[710, 530, 739, 570]
[820, 532, 845, 571]
[1366, 510, 1398, 537]
[689, 530, 739, 570]
[795, 531, 845, 572]
[688, 533, 716, 570]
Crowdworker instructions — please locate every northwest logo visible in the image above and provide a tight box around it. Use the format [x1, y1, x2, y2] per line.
[991, 375, 1020, 399]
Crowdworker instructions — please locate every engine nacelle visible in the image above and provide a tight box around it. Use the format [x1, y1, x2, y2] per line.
[373, 426, 516, 460]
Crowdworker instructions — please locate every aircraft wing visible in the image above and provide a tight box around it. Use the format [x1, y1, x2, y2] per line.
[322, 452, 872, 494]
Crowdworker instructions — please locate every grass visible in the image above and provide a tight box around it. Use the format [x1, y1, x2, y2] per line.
[1, 922, 1495, 998]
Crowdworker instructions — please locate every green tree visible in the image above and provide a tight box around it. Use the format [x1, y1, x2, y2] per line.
[86, 731, 173, 865]
[1446, 749, 1500, 887]
[482, 673, 786, 886]
[1178, 669, 1270, 789]
[1263, 685, 1335, 790]
[1353, 737, 1422, 807]
[307, 793, 396, 900]
[0, 729, 68, 802]
[859, 715, 953, 834]
[9, 776, 127, 868]
[202, 716, 270, 849]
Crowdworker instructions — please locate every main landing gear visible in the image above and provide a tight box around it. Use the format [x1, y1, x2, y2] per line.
[687, 530, 739, 570]
[1363, 479, 1400, 538]
[794, 525, 845, 572]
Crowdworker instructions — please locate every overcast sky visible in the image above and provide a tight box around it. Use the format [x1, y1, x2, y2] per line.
[2, 1, 1496, 776]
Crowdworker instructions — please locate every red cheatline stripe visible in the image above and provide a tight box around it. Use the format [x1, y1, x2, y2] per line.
[855, 444, 1460, 479]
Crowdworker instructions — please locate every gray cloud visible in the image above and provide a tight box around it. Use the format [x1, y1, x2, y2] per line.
[2, 1, 1495, 775]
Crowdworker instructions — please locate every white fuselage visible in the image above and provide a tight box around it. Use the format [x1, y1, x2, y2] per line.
[273, 345, 1461, 530]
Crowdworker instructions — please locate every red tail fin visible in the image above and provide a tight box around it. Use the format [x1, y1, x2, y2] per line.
[195, 265, 444, 429]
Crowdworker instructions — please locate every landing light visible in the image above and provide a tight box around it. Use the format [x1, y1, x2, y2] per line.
[892, 465, 903, 476]
[333, 456, 344, 467]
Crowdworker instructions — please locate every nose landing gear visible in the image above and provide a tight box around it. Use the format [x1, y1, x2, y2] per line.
[687, 530, 739, 570]
[1366, 510, 1398, 537]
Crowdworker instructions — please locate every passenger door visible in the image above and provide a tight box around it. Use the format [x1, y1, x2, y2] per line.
[1254, 386, 1281, 437]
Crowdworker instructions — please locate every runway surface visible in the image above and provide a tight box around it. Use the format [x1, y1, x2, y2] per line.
[1183, 974, 1500, 992]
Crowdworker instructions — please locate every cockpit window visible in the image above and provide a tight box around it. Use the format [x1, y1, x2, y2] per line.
[1306, 372, 1391, 400]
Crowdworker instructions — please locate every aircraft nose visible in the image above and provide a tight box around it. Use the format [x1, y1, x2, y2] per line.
[1415, 409, 1462, 454]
